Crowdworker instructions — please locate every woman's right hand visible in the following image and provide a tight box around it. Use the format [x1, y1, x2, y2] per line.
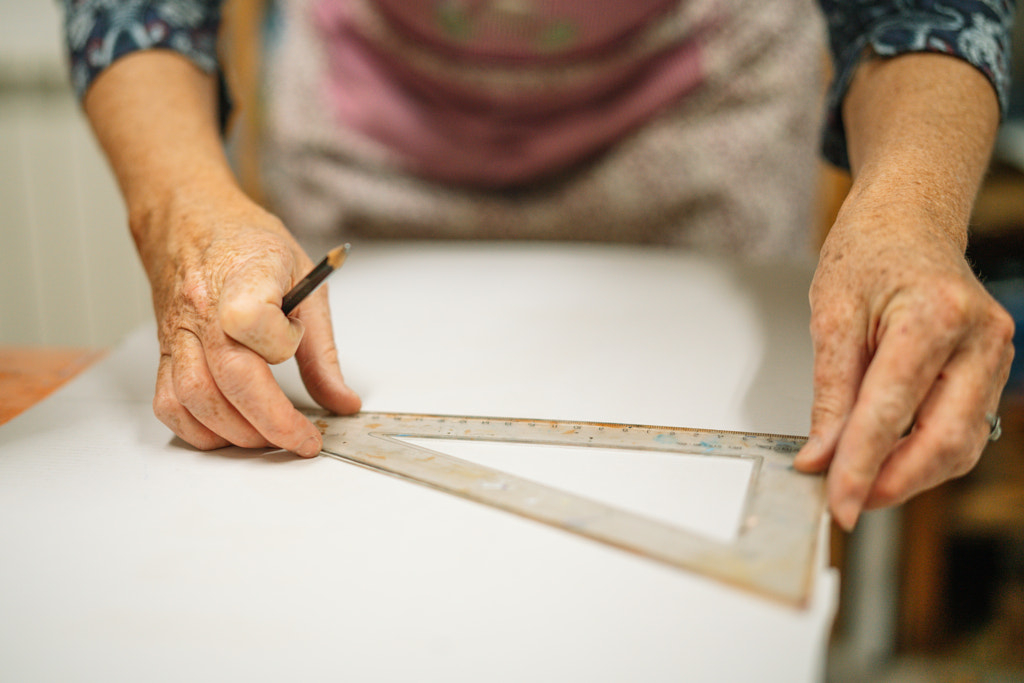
[135, 191, 362, 456]
[81, 51, 360, 455]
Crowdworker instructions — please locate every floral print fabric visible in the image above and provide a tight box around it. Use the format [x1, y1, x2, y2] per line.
[62, 0, 220, 97]
[820, 0, 1016, 168]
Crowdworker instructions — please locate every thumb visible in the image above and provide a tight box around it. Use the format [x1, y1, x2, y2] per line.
[219, 267, 305, 365]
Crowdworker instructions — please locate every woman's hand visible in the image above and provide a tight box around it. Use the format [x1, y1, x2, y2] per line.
[81, 51, 359, 456]
[795, 204, 1014, 530]
[138, 192, 361, 456]
[794, 52, 1016, 530]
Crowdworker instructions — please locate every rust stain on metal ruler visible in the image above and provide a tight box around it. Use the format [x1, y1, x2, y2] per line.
[308, 410, 826, 607]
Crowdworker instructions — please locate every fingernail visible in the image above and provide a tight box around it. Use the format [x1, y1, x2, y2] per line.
[297, 434, 321, 458]
[834, 496, 861, 532]
[794, 435, 822, 469]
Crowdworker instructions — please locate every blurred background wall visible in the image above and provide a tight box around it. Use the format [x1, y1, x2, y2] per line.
[0, 0, 152, 348]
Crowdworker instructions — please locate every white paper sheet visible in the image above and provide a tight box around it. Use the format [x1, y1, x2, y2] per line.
[0, 242, 836, 682]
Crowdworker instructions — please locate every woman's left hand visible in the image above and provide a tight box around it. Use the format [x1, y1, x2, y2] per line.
[794, 200, 1015, 531]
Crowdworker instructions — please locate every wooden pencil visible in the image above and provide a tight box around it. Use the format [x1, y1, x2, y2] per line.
[281, 243, 350, 315]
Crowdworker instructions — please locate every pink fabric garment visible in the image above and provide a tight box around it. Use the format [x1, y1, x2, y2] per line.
[371, 0, 679, 60]
[313, 1, 713, 186]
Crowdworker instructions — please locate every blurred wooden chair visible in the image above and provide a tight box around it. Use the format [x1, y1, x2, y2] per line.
[219, 0, 269, 206]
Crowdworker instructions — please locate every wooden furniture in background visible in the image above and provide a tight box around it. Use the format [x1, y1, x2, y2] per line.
[972, 162, 1024, 236]
[898, 394, 1024, 650]
[219, 0, 269, 205]
[0, 347, 104, 425]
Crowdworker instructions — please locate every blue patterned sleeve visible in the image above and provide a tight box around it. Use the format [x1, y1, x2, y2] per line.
[61, 0, 224, 98]
[818, 0, 1016, 169]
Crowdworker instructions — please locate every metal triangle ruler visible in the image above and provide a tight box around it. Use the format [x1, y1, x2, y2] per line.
[309, 411, 826, 607]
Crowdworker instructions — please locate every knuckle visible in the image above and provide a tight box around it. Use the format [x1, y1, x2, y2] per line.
[882, 281, 967, 347]
[152, 397, 226, 451]
[807, 265, 839, 308]
[809, 395, 849, 427]
[930, 282, 972, 327]
[987, 307, 1016, 347]
[950, 454, 980, 480]
[948, 440, 982, 479]
[925, 425, 979, 480]
[832, 465, 873, 502]
[174, 366, 212, 405]
[809, 305, 850, 342]
[153, 388, 179, 421]
[189, 431, 231, 451]
[211, 353, 255, 397]
[866, 393, 909, 434]
[153, 357, 178, 420]
[179, 271, 215, 318]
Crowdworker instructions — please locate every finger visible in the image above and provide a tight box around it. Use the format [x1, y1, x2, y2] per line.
[826, 317, 959, 530]
[294, 287, 362, 415]
[219, 267, 305, 365]
[203, 335, 325, 457]
[153, 351, 230, 450]
[170, 330, 271, 448]
[862, 376, 977, 511]
[794, 303, 869, 474]
[865, 322, 1015, 508]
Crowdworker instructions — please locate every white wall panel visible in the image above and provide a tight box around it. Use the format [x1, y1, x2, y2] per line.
[0, 91, 151, 347]
[0, 0, 152, 348]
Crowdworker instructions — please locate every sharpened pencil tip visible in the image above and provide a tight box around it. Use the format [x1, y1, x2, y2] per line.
[326, 243, 350, 269]
[281, 243, 351, 315]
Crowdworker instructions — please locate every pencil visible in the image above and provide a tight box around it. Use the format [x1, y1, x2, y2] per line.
[281, 243, 350, 315]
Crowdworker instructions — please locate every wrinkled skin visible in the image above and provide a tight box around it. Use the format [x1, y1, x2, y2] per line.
[139, 194, 361, 457]
[794, 202, 1015, 529]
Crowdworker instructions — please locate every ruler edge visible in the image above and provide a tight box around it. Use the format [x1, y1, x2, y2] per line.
[326, 410, 812, 442]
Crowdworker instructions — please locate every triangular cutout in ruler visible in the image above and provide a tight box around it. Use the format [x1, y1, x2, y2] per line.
[309, 411, 826, 607]
[395, 435, 754, 543]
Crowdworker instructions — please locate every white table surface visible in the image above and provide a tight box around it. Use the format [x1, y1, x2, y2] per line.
[0, 241, 837, 682]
